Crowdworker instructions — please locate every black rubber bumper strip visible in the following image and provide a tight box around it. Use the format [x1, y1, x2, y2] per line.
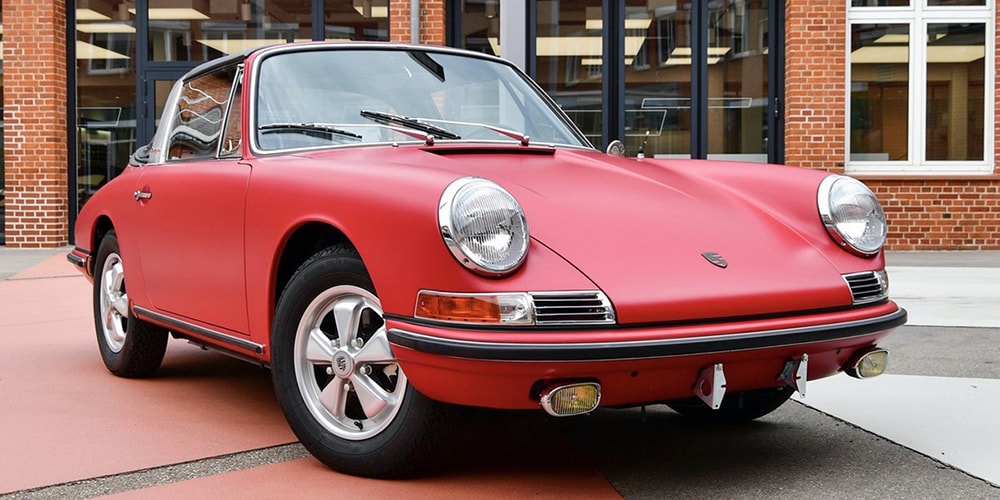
[387, 308, 907, 362]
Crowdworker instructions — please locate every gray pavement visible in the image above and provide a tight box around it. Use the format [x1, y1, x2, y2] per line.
[0, 246, 70, 280]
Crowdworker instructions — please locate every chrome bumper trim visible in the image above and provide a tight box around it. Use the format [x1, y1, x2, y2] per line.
[387, 307, 906, 362]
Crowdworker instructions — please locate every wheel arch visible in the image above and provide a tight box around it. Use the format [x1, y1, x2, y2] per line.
[272, 221, 357, 317]
[90, 215, 116, 275]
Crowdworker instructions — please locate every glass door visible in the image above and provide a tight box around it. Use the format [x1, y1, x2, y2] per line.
[707, 0, 770, 162]
[139, 70, 186, 147]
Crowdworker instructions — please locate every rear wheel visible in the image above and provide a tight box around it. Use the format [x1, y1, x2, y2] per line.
[666, 386, 795, 424]
[270, 245, 450, 478]
[92, 230, 168, 378]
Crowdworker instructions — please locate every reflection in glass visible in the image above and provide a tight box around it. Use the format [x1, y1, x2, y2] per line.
[535, 1, 603, 149]
[325, 0, 389, 41]
[456, 0, 500, 55]
[850, 23, 909, 162]
[624, 0, 691, 158]
[707, 0, 769, 162]
[75, 6, 138, 211]
[147, 0, 316, 61]
[926, 23, 984, 161]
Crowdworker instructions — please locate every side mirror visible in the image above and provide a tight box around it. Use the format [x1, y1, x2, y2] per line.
[605, 139, 625, 157]
[129, 143, 152, 166]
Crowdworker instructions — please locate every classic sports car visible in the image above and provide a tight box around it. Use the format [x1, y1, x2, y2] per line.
[69, 41, 905, 478]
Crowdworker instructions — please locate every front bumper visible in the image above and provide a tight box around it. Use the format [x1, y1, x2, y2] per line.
[386, 302, 906, 409]
[67, 247, 92, 279]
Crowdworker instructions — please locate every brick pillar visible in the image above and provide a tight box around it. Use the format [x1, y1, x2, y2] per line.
[2, 2, 69, 248]
[783, 0, 847, 173]
[390, 0, 446, 45]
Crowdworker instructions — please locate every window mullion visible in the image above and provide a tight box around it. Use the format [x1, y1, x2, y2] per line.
[911, 19, 924, 168]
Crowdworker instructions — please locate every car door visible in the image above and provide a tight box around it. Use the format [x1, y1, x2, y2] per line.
[133, 64, 251, 335]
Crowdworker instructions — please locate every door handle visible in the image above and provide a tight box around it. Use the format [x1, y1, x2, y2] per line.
[133, 189, 152, 201]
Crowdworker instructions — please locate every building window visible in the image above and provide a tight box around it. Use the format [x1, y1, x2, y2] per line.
[847, 2, 993, 174]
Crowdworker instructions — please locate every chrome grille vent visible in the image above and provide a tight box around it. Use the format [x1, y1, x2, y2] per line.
[531, 291, 616, 326]
[843, 271, 888, 305]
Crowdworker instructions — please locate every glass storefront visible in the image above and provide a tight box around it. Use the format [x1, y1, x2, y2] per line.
[625, 0, 692, 157]
[532, 1, 777, 159]
[73, 0, 390, 215]
[534, 1, 604, 149]
[706, 0, 769, 162]
[453, 0, 500, 55]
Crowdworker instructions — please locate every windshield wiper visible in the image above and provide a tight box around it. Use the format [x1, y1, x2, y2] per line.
[359, 110, 461, 140]
[260, 122, 363, 141]
[419, 118, 531, 146]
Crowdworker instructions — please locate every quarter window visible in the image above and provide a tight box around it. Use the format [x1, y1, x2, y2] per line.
[166, 66, 238, 161]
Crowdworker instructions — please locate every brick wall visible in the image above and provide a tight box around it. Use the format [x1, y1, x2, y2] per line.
[784, 0, 1000, 250]
[784, 0, 846, 172]
[389, 0, 445, 45]
[2, 2, 69, 248]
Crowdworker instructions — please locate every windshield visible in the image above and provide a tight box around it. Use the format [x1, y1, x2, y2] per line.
[253, 48, 590, 151]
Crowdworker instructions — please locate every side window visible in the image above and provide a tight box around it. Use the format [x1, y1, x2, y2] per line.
[166, 66, 237, 161]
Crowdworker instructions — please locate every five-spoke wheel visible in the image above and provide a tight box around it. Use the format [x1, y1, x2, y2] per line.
[92, 230, 168, 378]
[271, 245, 451, 478]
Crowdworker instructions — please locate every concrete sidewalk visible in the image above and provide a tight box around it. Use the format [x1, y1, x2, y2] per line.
[884, 251, 1000, 328]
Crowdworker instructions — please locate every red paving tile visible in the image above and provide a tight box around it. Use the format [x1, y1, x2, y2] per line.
[0, 255, 295, 494]
[1, 254, 621, 498]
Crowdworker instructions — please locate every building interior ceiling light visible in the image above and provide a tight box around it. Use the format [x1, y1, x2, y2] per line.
[671, 47, 732, 57]
[77, 9, 112, 21]
[196, 38, 314, 54]
[851, 45, 984, 64]
[129, 7, 210, 20]
[353, 0, 388, 19]
[584, 18, 653, 31]
[76, 40, 130, 60]
[126, 0, 210, 20]
[77, 22, 137, 34]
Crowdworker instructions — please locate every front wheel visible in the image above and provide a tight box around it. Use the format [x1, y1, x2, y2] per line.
[270, 245, 450, 478]
[92, 230, 168, 378]
[666, 386, 795, 424]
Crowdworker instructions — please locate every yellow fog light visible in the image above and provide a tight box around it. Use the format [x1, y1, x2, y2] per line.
[846, 348, 889, 379]
[539, 383, 601, 417]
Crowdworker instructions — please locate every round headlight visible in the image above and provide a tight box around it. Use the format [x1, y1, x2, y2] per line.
[818, 175, 887, 256]
[439, 177, 529, 276]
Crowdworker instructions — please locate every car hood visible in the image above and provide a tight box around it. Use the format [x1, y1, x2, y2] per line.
[415, 146, 857, 324]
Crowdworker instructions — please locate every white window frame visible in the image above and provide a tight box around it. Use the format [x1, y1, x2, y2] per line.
[846, 2, 995, 175]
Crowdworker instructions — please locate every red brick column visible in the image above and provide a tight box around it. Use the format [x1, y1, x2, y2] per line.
[783, 0, 847, 173]
[2, 1, 69, 248]
[390, 0, 446, 45]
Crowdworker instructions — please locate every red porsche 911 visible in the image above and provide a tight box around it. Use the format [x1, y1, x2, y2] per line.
[68, 41, 905, 478]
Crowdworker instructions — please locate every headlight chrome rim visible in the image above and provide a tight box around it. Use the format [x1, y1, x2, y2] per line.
[818, 175, 887, 256]
[439, 177, 529, 277]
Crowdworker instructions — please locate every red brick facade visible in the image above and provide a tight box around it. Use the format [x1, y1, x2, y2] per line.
[1, 1, 998, 250]
[389, 0, 445, 45]
[2, 1, 69, 248]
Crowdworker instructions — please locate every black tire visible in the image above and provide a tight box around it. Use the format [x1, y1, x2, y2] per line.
[93, 230, 168, 378]
[666, 386, 795, 424]
[270, 245, 451, 478]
